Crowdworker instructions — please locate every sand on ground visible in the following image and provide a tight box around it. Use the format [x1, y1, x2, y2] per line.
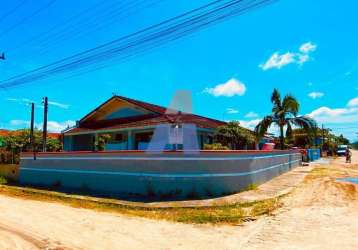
[0, 150, 357, 250]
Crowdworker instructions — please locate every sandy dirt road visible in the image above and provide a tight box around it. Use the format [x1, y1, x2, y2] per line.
[0, 150, 357, 249]
[0, 194, 246, 250]
[240, 150, 358, 250]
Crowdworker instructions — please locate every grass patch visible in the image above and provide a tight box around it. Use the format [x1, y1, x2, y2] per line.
[243, 183, 258, 191]
[308, 167, 349, 180]
[0, 176, 7, 185]
[0, 184, 282, 225]
[0, 164, 19, 182]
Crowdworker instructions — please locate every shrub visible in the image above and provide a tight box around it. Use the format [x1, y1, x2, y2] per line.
[203, 143, 229, 150]
[0, 176, 7, 185]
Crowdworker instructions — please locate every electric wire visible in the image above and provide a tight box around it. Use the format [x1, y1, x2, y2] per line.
[0, 0, 58, 40]
[7, 0, 157, 57]
[0, 0, 27, 24]
[0, 0, 277, 89]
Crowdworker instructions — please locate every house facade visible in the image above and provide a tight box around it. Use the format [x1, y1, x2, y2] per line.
[62, 95, 227, 151]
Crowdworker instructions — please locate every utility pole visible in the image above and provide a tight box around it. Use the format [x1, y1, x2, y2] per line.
[314, 124, 318, 147]
[30, 103, 35, 152]
[321, 124, 324, 155]
[42, 97, 48, 152]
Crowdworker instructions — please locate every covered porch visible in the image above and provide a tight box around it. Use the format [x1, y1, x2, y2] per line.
[63, 127, 214, 151]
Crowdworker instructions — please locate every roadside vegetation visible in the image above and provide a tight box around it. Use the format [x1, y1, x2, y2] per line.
[0, 129, 61, 164]
[255, 88, 316, 149]
[0, 184, 282, 225]
[203, 121, 256, 150]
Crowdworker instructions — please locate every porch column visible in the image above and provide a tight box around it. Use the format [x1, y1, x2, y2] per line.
[63, 135, 73, 151]
[127, 130, 134, 150]
[94, 133, 99, 151]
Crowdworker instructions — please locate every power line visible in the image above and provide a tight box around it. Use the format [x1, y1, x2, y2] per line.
[2, 0, 271, 86]
[6, 0, 110, 53]
[11, 0, 162, 60]
[0, 0, 277, 89]
[7, 0, 145, 54]
[0, 0, 28, 24]
[0, 0, 58, 40]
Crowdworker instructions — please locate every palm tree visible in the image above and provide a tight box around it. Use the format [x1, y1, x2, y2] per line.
[255, 89, 316, 150]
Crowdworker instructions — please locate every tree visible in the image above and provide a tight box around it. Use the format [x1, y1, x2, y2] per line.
[352, 141, 358, 150]
[95, 134, 111, 151]
[203, 143, 229, 150]
[336, 134, 350, 145]
[255, 89, 316, 150]
[289, 128, 315, 148]
[0, 129, 62, 164]
[215, 121, 256, 150]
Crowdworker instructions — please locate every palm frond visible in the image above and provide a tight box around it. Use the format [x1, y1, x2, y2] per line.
[282, 94, 299, 116]
[271, 88, 282, 111]
[290, 116, 317, 131]
[255, 115, 274, 139]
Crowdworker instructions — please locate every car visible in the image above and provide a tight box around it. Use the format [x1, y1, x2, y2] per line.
[336, 145, 348, 156]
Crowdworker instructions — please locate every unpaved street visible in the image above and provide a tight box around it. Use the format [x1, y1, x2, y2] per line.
[240, 150, 358, 249]
[0, 150, 357, 249]
[0, 195, 244, 250]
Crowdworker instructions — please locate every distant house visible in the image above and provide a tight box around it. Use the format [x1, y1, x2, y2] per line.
[62, 95, 227, 151]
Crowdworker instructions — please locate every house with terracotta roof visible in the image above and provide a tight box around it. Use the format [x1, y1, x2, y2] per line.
[62, 95, 227, 151]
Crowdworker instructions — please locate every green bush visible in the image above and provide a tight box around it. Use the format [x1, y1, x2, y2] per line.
[0, 176, 7, 185]
[0, 150, 18, 164]
[0, 129, 62, 164]
[203, 143, 229, 150]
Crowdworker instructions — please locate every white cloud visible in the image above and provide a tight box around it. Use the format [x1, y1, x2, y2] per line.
[260, 41, 317, 70]
[308, 92, 324, 99]
[307, 106, 358, 123]
[307, 105, 358, 140]
[10, 120, 30, 126]
[48, 101, 69, 109]
[9, 120, 75, 132]
[204, 78, 246, 97]
[226, 108, 239, 114]
[239, 119, 261, 130]
[46, 120, 75, 132]
[6, 98, 69, 109]
[239, 118, 280, 135]
[245, 111, 258, 118]
[7, 98, 34, 105]
[259, 52, 296, 70]
[347, 97, 358, 107]
[299, 42, 317, 53]
[297, 54, 310, 65]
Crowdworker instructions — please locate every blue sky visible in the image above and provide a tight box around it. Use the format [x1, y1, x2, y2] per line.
[0, 0, 357, 141]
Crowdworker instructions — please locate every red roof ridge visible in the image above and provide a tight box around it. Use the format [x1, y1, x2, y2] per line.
[73, 95, 228, 134]
[114, 95, 167, 114]
[114, 95, 226, 125]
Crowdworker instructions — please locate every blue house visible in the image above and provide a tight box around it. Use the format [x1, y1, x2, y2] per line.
[62, 95, 227, 151]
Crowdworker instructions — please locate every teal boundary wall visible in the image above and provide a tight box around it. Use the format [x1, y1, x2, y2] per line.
[307, 148, 320, 161]
[19, 150, 301, 199]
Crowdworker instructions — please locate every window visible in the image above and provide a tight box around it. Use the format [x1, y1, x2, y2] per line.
[114, 133, 123, 142]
